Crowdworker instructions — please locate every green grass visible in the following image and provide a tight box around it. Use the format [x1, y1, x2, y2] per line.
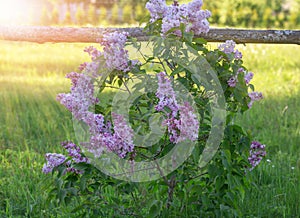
[235, 44, 300, 217]
[0, 41, 299, 217]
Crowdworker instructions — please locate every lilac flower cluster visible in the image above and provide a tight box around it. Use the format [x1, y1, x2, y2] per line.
[107, 113, 134, 158]
[155, 71, 179, 116]
[42, 153, 66, 174]
[62, 141, 90, 164]
[56, 72, 98, 121]
[78, 46, 102, 76]
[218, 40, 243, 60]
[101, 32, 134, 72]
[248, 91, 263, 108]
[79, 32, 139, 74]
[146, 0, 211, 36]
[225, 65, 262, 108]
[146, 0, 168, 22]
[58, 83, 134, 159]
[57, 73, 135, 159]
[56, 45, 136, 159]
[176, 102, 199, 142]
[244, 72, 254, 85]
[42, 142, 89, 174]
[227, 68, 255, 88]
[156, 72, 199, 143]
[84, 46, 102, 61]
[83, 112, 134, 159]
[227, 76, 237, 87]
[248, 141, 266, 170]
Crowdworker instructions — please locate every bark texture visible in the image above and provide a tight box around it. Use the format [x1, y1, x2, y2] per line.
[0, 26, 299, 44]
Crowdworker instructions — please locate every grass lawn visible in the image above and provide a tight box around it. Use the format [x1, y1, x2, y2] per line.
[0, 40, 299, 217]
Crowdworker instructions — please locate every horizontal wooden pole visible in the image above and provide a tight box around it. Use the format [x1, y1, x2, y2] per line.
[0, 25, 299, 44]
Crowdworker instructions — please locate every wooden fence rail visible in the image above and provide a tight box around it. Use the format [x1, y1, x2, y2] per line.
[0, 26, 299, 44]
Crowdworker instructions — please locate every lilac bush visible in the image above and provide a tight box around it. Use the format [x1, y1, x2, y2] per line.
[43, 0, 266, 216]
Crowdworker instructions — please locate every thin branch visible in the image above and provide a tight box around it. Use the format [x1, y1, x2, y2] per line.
[157, 57, 168, 73]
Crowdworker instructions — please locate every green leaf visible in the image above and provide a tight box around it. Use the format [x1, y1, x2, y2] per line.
[58, 189, 67, 203]
[193, 37, 207, 45]
[215, 176, 224, 191]
[192, 145, 201, 163]
[183, 31, 194, 44]
[147, 200, 162, 218]
[249, 84, 255, 91]
[222, 150, 232, 171]
[171, 66, 184, 76]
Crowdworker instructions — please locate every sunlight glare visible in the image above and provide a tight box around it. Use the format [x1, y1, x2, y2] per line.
[0, 0, 30, 24]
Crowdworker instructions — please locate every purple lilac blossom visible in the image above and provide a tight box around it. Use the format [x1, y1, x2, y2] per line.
[146, 0, 211, 36]
[161, 3, 188, 36]
[218, 40, 236, 54]
[244, 72, 254, 84]
[82, 62, 100, 76]
[145, 0, 168, 22]
[155, 72, 179, 116]
[155, 72, 199, 143]
[84, 46, 101, 61]
[88, 134, 107, 158]
[56, 72, 98, 120]
[248, 91, 263, 108]
[110, 113, 135, 158]
[234, 50, 243, 59]
[219, 40, 243, 60]
[57, 66, 135, 159]
[42, 153, 66, 174]
[227, 76, 237, 87]
[227, 68, 254, 88]
[61, 141, 89, 164]
[84, 113, 135, 159]
[79, 32, 139, 73]
[100, 31, 134, 72]
[248, 141, 266, 170]
[163, 116, 180, 143]
[101, 31, 128, 47]
[80, 46, 102, 76]
[175, 102, 199, 143]
[84, 112, 107, 135]
[42, 142, 90, 174]
[237, 68, 245, 74]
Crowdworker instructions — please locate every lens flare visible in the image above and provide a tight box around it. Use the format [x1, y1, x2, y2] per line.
[0, 0, 31, 24]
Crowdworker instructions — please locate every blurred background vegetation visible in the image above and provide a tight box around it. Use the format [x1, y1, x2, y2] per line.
[8, 0, 300, 28]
